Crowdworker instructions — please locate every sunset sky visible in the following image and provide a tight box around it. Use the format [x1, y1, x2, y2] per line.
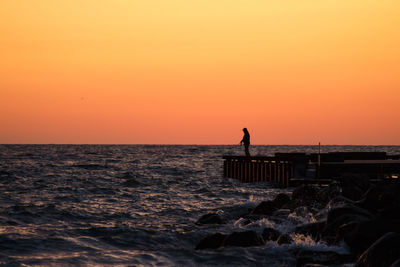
[1, 1, 399, 145]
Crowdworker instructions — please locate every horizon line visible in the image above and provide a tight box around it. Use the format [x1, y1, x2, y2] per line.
[1, 143, 400, 146]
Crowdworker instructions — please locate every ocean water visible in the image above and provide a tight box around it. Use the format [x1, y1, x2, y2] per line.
[0, 144, 399, 266]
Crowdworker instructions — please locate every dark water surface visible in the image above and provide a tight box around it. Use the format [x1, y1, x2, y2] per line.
[0, 145, 399, 266]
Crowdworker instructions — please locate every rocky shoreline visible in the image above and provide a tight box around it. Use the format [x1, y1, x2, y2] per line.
[195, 177, 400, 266]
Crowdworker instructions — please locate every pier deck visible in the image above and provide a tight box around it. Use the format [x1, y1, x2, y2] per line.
[223, 152, 400, 188]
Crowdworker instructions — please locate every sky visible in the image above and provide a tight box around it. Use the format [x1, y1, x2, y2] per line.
[0, 1, 399, 145]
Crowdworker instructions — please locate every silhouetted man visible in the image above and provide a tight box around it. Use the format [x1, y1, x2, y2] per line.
[240, 128, 250, 157]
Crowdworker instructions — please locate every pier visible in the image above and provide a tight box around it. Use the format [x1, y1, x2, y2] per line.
[223, 152, 400, 188]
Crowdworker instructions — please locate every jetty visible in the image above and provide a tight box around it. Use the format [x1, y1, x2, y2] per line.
[223, 152, 400, 188]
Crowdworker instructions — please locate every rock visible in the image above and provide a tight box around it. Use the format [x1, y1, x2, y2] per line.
[273, 193, 291, 208]
[338, 175, 371, 194]
[325, 195, 355, 209]
[251, 201, 277, 216]
[322, 204, 374, 244]
[224, 230, 265, 247]
[317, 183, 341, 205]
[379, 206, 400, 220]
[271, 208, 291, 219]
[356, 185, 398, 213]
[343, 219, 400, 257]
[355, 232, 400, 267]
[390, 259, 400, 267]
[294, 221, 325, 241]
[277, 233, 292, 245]
[195, 233, 227, 250]
[290, 185, 321, 209]
[326, 204, 374, 226]
[196, 213, 225, 225]
[335, 221, 359, 244]
[296, 249, 353, 267]
[262, 227, 281, 241]
[342, 186, 364, 201]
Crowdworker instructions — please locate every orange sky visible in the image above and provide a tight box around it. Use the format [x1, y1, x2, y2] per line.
[1, 1, 399, 144]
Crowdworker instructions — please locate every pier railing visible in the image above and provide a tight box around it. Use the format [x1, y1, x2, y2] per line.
[223, 156, 293, 188]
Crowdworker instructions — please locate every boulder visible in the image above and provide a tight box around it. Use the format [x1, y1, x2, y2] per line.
[271, 209, 291, 218]
[224, 230, 265, 247]
[378, 206, 400, 220]
[355, 232, 400, 267]
[273, 193, 291, 208]
[343, 219, 400, 257]
[196, 213, 225, 225]
[356, 185, 398, 213]
[390, 259, 400, 267]
[342, 186, 364, 201]
[262, 227, 281, 241]
[296, 249, 353, 267]
[195, 233, 227, 250]
[338, 175, 371, 194]
[317, 183, 341, 205]
[290, 185, 321, 209]
[322, 204, 374, 244]
[326, 204, 374, 226]
[325, 195, 355, 209]
[335, 221, 359, 244]
[277, 233, 293, 245]
[251, 201, 277, 216]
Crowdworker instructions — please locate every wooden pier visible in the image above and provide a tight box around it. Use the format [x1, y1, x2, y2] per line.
[223, 156, 294, 187]
[223, 152, 400, 188]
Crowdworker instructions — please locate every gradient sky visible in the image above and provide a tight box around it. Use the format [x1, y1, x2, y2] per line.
[1, 1, 399, 144]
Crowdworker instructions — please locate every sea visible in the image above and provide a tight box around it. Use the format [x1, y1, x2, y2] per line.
[0, 144, 399, 266]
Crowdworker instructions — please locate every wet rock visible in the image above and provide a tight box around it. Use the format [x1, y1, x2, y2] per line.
[296, 249, 353, 267]
[390, 259, 400, 267]
[224, 230, 265, 247]
[262, 227, 281, 241]
[326, 204, 374, 226]
[355, 232, 400, 267]
[273, 193, 291, 208]
[195, 233, 227, 250]
[251, 200, 277, 216]
[290, 185, 320, 209]
[277, 233, 293, 245]
[317, 183, 341, 205]
[323, 204, 374, 244]
[294, 221, 325, 241]
[272, 208, 291, 218]
[343, 219, 400, 257]
[325, 195, 355, 209]
[241, 214, 267, 223]
[356, 185, 399, 213]
[335, 221, 359, 244]
[342, 185, 364, 201]
[378, 206, 400, 220]
[338, 175, 371, 193]
[196, 213, 225, 225]
[241, 219, 253, 226]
